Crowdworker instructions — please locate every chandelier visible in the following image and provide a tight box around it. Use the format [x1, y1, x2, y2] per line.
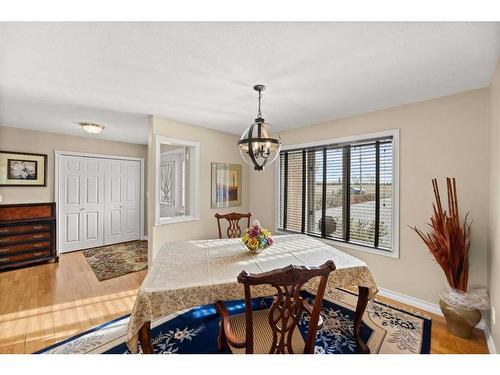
[238, 85, 282, 171]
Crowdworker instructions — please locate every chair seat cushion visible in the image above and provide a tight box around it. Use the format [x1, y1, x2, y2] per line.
[228, 308, 305, 354]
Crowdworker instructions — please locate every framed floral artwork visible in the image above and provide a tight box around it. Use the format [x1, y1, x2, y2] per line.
[0, 150, 47, 187]
[211, 163, 242, 208]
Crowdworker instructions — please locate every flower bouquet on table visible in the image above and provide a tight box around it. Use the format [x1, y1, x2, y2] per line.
[241, 220, 273, 254]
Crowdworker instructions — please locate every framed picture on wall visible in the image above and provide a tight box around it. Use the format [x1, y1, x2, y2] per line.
[0, 150, 47, 187]
[211, 163, 242, 208]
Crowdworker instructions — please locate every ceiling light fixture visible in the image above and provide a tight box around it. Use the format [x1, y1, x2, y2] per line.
[79, 122, 105, 134]
[238, 84, 282, 171]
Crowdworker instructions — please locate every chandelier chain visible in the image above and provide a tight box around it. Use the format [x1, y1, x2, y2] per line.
[257, 90, 262, 118]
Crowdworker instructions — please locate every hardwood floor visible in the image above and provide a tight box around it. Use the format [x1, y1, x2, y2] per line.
[0, 252, 488, 354]
[373, 294, 488, 354]
[0, 251, 146, 353]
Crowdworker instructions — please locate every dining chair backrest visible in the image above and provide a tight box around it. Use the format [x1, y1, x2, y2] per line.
[214, 212, 252, 239]
[236, 260, 336, 354]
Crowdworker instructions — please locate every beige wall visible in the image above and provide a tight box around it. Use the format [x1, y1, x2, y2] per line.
[249, 88, 490, 305]
[488, 63, 500, 350]
[148, 116, 250, 261]
[0, 125, 148, 234]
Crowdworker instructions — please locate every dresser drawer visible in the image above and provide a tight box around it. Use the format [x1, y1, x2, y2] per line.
[0, 232, 50, 245]
[0, 204, 54, 221]
[0, 250, 50, 264]
[0, 241, 50, 255]
[0, 224, 50, 236]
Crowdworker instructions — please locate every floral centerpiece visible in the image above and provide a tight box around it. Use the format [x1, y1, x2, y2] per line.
[241, 220, 273, 254]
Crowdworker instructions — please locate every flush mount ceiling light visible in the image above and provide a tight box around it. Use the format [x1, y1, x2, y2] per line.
[238, 84, 282, 171]
[79, 122, 105, 134]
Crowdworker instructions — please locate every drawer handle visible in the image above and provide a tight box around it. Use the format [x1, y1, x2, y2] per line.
[34, 243, 45, 248]
[0, 228, 9, 233]
[33, 226, 44, 230]
[33, 252, 45, 256]
[32, 234, 45, 239]
[0, 248, 11, 253]
[0, 257, 10, 262]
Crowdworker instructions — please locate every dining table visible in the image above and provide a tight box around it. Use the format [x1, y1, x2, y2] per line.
[126, 234, 379, 354]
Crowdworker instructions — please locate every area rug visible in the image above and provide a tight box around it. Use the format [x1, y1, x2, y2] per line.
[36, 289, 431, 354]
[82, 240, 148, 281]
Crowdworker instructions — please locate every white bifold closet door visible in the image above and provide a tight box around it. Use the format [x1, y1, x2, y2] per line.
[59, 156, 105, 252]
[104, 160, 141, 245]
[59, 155, 141, 253]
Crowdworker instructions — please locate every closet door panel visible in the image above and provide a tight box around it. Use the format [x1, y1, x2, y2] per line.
[122, 162, 140, 241]
[66, 176, 80, 205]
[105, 161, 123, 245]
[124, 209, 138, 235]
[60, 157, 83, 251]
[104, 160, 141, 245]
[59, 156, 105, 252]
[85, 211, 99, 240]
[65, 212, 80, 243]
[86, 176, 99, 204]
[110, 178, 122, 202]
[110, 209, 122, 235]
[80, 158, 105, 249]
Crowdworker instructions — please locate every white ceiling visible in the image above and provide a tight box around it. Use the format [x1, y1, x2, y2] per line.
[0, 22, 499, 145]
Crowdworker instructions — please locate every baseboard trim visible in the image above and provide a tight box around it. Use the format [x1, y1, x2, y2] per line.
[143, 235, 148, 241]
[377, 287, 494, 353]
[377, 287, 443, 316]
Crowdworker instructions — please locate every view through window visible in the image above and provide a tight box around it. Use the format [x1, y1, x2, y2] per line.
[277, 133, 396, 253]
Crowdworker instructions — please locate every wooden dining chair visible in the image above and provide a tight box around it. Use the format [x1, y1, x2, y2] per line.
[214, 260, 336, 354]
[214, 212, 252, 239]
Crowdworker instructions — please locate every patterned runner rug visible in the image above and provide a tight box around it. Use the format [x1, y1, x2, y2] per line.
[83, 240, 148, 281]
[36, 289, 431, 354]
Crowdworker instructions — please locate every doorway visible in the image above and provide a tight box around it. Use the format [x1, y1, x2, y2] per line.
[55, 151, 144, 253]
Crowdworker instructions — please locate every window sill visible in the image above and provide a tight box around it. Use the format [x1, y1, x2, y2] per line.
[155, 215, 200, 226]
[275, 230, 399, 259]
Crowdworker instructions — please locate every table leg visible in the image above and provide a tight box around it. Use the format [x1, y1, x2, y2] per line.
[354, 286, 370, 354]
[138, 321, 154, 354]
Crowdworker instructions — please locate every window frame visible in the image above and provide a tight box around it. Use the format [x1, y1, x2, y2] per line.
[275, 129, 400, 259]
[155, 135, 200, 226]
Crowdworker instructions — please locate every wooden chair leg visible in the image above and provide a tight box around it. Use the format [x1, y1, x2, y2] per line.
[217, 319, 230, 351]
[138, 321, 154, 354]
[354, 286, 370, 354]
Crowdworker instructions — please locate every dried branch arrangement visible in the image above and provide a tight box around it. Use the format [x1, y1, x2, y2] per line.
[411, 178, 471, 292]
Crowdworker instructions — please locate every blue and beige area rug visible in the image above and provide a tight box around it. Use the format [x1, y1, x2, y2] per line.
[36, 289, 431, 354]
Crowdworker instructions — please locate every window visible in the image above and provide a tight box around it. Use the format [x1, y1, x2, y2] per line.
[155, 135, 200, 225]
[277, 130, 398, 256]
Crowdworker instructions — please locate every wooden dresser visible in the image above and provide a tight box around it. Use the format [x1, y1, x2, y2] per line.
[0, 202, 58, 271]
